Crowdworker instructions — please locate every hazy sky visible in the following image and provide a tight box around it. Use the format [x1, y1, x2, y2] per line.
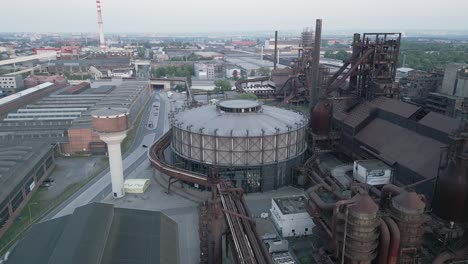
[1, 0, 467, 33]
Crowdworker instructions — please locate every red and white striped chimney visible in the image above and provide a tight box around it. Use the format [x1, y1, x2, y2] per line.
[96, 0, 106, 51]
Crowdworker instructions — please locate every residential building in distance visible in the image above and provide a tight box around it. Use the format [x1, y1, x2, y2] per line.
[0, 74, 25, 96]
[194, 63, 215, 80]
[264, 39, 300, 50]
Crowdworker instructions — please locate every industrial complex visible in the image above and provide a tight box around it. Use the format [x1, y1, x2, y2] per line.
[0, 1, 467, 262]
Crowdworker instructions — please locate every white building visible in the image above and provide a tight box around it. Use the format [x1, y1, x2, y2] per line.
[270, 196, 314, 238]
[353, 159, 392, 186]
[0, 75, 25, 96]
[194, 63, 215, 80]
[226, 68, 242, 79]
[264, 39, 300, 50]
[272, 252, 295, 264]
[108, 68, 134, 78]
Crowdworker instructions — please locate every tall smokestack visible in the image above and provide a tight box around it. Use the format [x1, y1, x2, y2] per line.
[274, 31, 278, 70]
[310, 19, 322, 107]
[96, 0, 106, 51]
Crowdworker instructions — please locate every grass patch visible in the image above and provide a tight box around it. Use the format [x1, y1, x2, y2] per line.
[0, 181, 82, 254]
[260, 99, 310, 116]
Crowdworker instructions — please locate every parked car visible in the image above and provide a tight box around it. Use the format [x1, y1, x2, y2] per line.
[142, 145, 148, 148]
[40, 183, 51, 188]
[43, 178, 54, 183]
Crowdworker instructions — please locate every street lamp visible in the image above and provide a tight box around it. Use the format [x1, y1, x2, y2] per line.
[28, 202, 38, 225]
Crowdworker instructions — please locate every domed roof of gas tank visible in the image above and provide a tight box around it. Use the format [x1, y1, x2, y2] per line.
[174, 101, 306, 137]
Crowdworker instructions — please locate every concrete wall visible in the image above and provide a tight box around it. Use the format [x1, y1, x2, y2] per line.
[439, 63, 467, 96]
[64, 127, 101, 154]
[456, 75, 468, 98]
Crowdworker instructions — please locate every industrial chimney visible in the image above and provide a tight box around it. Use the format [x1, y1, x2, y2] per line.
[96, 0, 106, 51]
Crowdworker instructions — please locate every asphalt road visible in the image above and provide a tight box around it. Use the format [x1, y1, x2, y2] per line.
[43, 90, 167, 220]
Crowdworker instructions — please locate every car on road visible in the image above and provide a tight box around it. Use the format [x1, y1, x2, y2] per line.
[40, 183, 51, 188]
[43, 178, 54, 183]
[142, 145, 148, 148]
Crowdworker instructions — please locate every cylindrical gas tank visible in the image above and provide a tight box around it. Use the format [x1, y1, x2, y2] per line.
[390, 192, 426, 249]
[311, 99, 332, 135]
[344, 194, 380, 264]
[433, 155, 468, 224]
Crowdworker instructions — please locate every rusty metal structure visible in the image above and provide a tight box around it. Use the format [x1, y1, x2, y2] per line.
[302, 118, 468, 263]
[324, 33, 401, 99]
[149, 130, 273, 264]
[148, 22, 468, 263]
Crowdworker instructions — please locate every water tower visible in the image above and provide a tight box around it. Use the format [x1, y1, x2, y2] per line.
[92, 108, 129, 198]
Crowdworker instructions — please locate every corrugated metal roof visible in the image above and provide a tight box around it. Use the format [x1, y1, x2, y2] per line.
[0, 141, 52, 204]
[8, 203, 180, 264]
[418, 112, 461, 134]
[0, 82, 54, 106]
[371, 96, 421, 118]
[355, 118, 446, 179]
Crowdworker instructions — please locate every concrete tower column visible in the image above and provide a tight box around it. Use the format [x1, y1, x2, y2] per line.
[99, 132, 127, 198]
[92, 107, 130, 199]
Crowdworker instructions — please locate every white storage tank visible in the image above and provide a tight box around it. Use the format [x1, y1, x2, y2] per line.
[353, 159, 392, 186]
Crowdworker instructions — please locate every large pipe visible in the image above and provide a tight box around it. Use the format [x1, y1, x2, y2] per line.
[332, 199, 354, 254]
[383, 216, 400, 264]
[378, 219, 391, 264]
[310, 19, 322, 108]
[306, 184, 336, 211]
[380, 184, 404, 208]
[433, 244, 468, 264]
[274, 31, 278, 70]
[352, 182, 382, 198]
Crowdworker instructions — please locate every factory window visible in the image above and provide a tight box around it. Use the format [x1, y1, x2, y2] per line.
[305, 228, 308, 232]
[292, 229, 295, 233]
[11, 191, 24, 212]
[0, 208, 9, 228]
[45, 156, 53, 169]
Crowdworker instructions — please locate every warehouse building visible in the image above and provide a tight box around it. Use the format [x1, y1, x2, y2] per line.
[64, 80, 151, 155]
[0, 91, 106, 143]
[333, 96, 461, 195]
[0, 75, 24, 96]
[0, 141, 55, 237]
[8, 203, 180, 264]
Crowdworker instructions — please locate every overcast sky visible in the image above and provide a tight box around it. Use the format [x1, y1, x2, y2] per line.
[1, 0, 467, 33]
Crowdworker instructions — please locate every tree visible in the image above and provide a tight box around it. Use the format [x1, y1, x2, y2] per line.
[232, 70, 239, 81]
[137, 47, 145, 58]
[324, 50, 350, 61]
[257, 67, 271, 76]
[249, 70, 256, 77]
[214, 80, 232, 91]
[235, 93, 257, 100]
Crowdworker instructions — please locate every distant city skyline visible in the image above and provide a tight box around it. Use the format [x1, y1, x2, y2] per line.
[1, 0, 467, 33]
